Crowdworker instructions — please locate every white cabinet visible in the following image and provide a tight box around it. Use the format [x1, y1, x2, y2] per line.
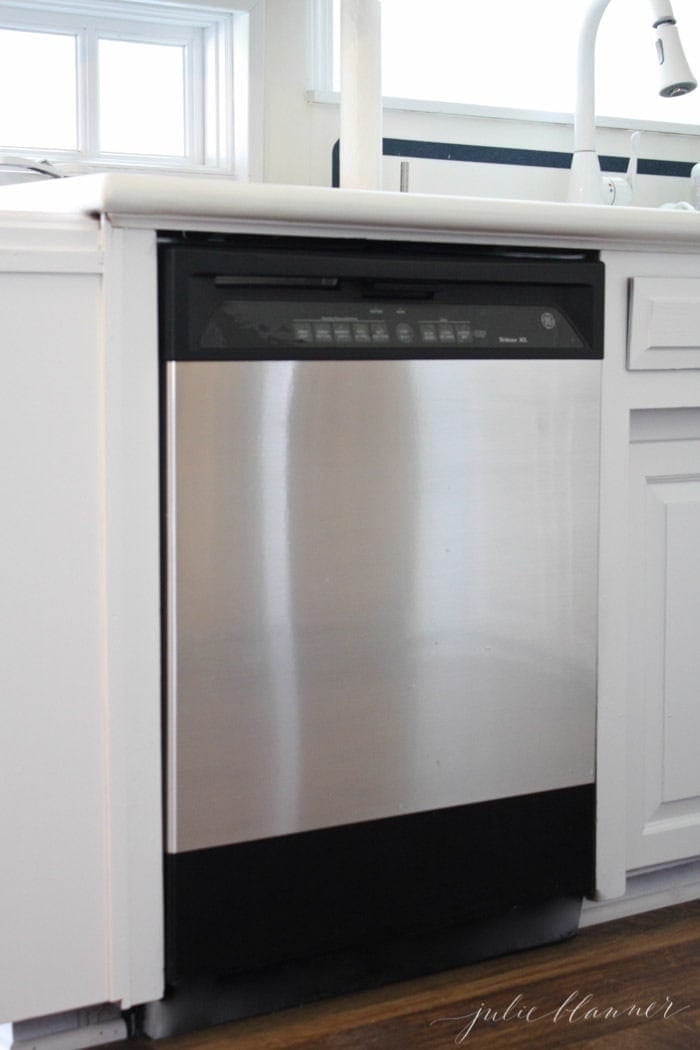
[597, 250, 700, 899]
[627, 420, 700, 868]
[0, 264, 109, 1022]
[0, 219, 163, 1027]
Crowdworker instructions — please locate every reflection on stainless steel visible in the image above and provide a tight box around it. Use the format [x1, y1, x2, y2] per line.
[167, 358, 600, 853]
[260, 362, 301, 833]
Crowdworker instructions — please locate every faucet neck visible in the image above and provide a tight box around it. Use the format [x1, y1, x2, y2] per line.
[573, 0, 612, 155]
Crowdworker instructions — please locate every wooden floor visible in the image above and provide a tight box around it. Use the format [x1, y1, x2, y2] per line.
[122, 900, 700, 1048]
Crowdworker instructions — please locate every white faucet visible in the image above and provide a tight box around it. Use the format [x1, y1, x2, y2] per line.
[568, 0, 697, 204]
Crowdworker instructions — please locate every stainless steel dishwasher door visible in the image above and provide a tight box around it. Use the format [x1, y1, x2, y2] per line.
[166, 357, 600, 853]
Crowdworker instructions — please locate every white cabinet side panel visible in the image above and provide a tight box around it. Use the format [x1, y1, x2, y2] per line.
[100, 225, 163, 1008]
[0, 272, 108, 1022]
[595, 251, 634, 900]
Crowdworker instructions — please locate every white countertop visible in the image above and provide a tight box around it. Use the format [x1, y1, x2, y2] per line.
[2, 172, 700, 251]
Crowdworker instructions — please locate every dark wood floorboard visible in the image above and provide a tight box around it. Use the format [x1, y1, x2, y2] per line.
[117, 900, 700, 1048]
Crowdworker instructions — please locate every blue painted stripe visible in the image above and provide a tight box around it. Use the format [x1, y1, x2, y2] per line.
[382, 138, 572, 168]
[331, 138, 693, 187]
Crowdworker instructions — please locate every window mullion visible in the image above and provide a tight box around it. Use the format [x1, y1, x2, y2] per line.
[184, 30, 203, 166]
[309, 0, 334, 94]
[78, 21, 99, 157]
[202, 24, 218, 167]
[203, 20, 233, 170]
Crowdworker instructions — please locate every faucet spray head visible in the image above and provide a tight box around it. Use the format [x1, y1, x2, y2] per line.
[651, 2, 697, 97]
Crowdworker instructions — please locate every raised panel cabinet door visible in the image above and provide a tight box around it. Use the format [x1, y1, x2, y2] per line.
[627, 436, 700, 870]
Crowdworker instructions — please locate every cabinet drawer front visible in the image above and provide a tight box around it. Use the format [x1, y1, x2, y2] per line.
[628, 277, 700, 370]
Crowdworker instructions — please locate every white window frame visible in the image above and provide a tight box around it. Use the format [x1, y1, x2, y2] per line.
[0, 0, 264, 177]
[309, 0, 700, 137]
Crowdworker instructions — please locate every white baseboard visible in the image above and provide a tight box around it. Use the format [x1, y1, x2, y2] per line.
[0, 1007, 127, 1050]
[582, 857, 700, 926]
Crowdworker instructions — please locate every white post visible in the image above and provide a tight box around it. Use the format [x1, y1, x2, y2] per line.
[339, 0, 383, 190]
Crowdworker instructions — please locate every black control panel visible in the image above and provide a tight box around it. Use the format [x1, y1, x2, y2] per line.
[200, 300, 584, 356]
[159, 237, 604, 362]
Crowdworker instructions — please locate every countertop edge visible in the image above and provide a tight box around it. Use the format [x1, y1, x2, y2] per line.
[1, 173, 700, 249]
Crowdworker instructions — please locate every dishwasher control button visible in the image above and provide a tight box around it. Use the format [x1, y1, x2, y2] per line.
[455, 324, 473, 343]
[293, 322, 314, 342]
[333, 323, 352, 343]
[420, 323, 437, 343]
[370, 322, 390, 342]
[438, 324, 456, 343]
[352, 322, 371, 343]
[314, 322, 333, 343]
[395, 322, 414, 343]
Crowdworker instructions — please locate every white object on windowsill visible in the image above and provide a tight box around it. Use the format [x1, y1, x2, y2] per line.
[690, 162, 700, 209]
[0, 155, 63, 185]
[659, 200, 695, 210]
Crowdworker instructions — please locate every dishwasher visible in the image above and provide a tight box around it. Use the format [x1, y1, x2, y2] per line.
[149, 235, 603, 1036]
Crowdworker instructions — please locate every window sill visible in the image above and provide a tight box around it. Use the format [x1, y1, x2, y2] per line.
[0, 153, 238, 180]
[307, 90, 700, 138]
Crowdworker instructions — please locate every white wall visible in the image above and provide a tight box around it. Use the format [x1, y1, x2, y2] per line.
[262, 0, 700, 207]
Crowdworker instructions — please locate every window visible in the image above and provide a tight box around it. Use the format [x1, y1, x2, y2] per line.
[319, 0, 700, 131]
[0, 28, 78, 150]
[0, 0, 263, 175]
[98, 38, 188, 156]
